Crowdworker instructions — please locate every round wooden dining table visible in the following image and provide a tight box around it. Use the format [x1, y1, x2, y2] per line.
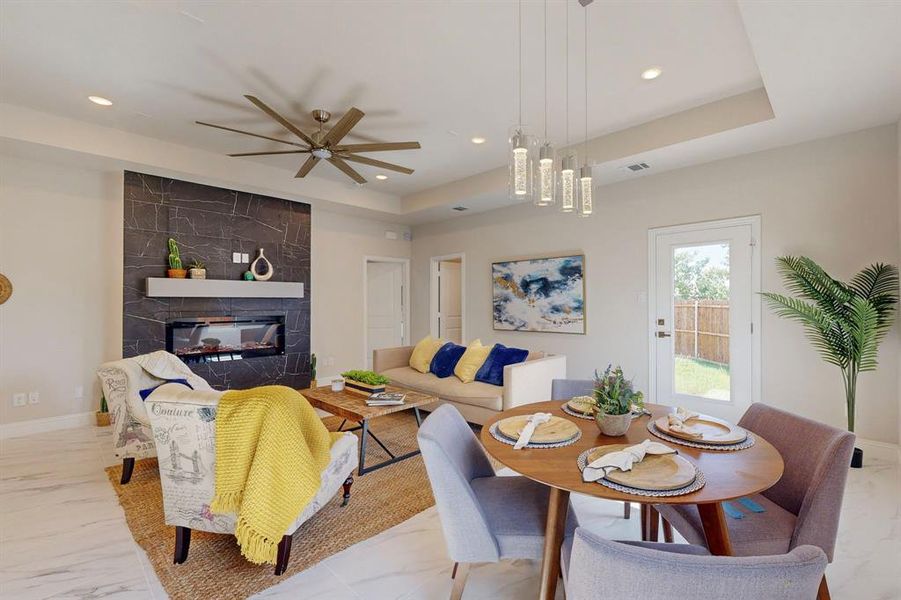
[480, 401, 784, 600]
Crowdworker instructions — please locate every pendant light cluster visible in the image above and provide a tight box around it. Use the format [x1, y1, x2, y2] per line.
[508, 0, 593, 217]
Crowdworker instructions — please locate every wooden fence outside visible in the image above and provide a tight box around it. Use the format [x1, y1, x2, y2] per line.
[674, 299, 729, 365]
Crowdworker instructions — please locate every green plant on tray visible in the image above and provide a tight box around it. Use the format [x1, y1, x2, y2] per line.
[340, 370, 389, 386]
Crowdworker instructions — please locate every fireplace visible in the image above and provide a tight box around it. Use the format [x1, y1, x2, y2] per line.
[166, 316, 285, 364]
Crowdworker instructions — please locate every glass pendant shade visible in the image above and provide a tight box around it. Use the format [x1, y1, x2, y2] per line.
[558, 153, 578, 212]
[536, 143, 556, 206]
[578, 164, 593, 217]
[509, 127, 537, 202]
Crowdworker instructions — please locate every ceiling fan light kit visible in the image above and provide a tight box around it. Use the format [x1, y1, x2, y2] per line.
[197, 95, 420, 185]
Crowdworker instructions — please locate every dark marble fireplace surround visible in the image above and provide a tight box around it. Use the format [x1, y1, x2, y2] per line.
[123, 171, 311, 390]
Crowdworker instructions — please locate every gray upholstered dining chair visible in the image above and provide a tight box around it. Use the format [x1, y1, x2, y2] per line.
[551, 378, 632, 520]
[561, 527, 827, 600]
[654, 403, 855, 600]
[417, 403, 578, 600]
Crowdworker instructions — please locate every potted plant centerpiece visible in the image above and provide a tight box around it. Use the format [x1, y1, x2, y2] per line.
[167, 238, 187, 278]
[762, 257, 898, 468]
[340, 370, 389, 396]
[188, 259, 207, 279]
[593, 365, 644, 436]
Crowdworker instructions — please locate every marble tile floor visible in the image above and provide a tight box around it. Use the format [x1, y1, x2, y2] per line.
[1, 425, 898, 600]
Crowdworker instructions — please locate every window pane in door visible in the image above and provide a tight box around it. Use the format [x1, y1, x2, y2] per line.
[672, 243, 730, 401]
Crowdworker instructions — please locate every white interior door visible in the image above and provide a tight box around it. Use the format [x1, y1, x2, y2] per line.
[438, 260, 462, 344]
[652, 221, 757, 423]
[366, 261, 405, 369]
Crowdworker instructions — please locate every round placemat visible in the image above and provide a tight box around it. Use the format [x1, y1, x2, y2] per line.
[0, 274, 11, 305]
[496, 415, 580, 444]
[489, 422, 582, 449]
[561, 403, 595, 420]
[647, 421, 756, 451]
[577, 448, 706, 497]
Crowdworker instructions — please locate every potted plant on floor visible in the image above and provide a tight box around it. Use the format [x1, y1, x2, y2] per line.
[167, 238, 187, 278]
[188, 259, 207, 279]
[340, 370, 389, 396]
[593, 365, 644, 436]
[762, 256, 898, 468]
[96, 393, 110, 427]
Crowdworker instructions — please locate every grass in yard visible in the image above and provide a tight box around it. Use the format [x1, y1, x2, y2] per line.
[675, 356, 730, 400]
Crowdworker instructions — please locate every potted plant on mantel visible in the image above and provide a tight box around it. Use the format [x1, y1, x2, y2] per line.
[167, 238, 187, 278]
[593, 365, 644, 437]
[188, 259, 207, 279]
[762, 256, 898, 468]
[340, 370, 389, 396]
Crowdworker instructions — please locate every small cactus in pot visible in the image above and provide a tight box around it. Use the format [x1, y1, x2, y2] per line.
[310, 353, 318, 388]
[167, 238, 187, 278]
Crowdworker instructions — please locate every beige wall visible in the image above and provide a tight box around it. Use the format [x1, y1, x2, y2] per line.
[0, 150, 409, 426]
[410, 125, 901, 444]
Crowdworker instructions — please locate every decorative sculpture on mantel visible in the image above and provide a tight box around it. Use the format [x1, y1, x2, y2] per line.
[250, 248, 274, 281]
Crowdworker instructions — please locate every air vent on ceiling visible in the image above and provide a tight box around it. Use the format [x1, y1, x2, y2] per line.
[452, 206, 468, 212]
[626, 162, 651, 172]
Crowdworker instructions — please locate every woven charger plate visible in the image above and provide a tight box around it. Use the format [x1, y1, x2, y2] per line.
[496, 414, 580, 444]
[585, 444, 696, 491]
[647, 421, 756, 451]
[0, 274, 11, 305]
[561, 402, 595, 420]
[655, 414, 747, 445]
[577, 448, 706, 497]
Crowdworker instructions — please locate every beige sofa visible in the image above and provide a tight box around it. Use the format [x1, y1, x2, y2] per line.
[373, 346, 567, 425]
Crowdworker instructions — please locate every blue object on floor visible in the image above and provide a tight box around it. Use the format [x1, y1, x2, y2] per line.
[738, 497, 766, 513]
[722, 502, 745, 519]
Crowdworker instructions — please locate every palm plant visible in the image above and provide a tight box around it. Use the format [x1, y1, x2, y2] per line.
[761, 256, 898, 432]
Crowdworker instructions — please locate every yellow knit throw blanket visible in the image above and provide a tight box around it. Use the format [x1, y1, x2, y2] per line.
[210, 385, 341, 565]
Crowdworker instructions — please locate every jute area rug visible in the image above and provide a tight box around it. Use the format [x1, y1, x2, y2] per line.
[106, 412, 435, 600]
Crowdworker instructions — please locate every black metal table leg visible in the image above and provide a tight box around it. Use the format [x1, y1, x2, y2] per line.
[347, 411, 426, 476]
[414, 406, 423, 427]
[358, 419, 369, 476]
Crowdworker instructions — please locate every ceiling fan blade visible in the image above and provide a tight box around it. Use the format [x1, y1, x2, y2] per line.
[322, 107, 365, 147]
[327, 156, 367, 184]
[340, 153, 414, 175]
[244, 95, 317, 146]
[295, 155, 320, 178]
[196, 121, 307, 148]
[228, 150, 310, 157]
[333, 141, 421, 152]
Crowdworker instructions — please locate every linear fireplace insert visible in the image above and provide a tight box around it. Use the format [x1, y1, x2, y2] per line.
[166, 316, 285, 364]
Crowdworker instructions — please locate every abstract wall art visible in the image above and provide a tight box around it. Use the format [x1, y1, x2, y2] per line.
[492, 254, 585, 334]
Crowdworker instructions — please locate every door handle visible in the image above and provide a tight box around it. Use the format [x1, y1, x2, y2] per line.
[656, 331, 672, 338]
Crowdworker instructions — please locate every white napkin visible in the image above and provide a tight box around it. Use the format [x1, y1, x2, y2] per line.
[513, 412, 553, 450]
[667, 407, 703, 438]
[582, 439, 676, 482]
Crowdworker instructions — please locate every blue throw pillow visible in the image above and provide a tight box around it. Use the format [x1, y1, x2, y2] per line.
[139, 378, 194, 401]
[429, 342, 467, 378]
[475, 344, 529, 386]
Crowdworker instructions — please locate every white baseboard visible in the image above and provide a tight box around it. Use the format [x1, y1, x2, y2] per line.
[0, 411, 95, 440]
[858, 438, 901, 465]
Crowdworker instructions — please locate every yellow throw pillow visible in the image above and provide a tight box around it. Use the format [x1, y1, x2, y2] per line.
[454, 339, 492, 383]
[409, 336, 445, 373]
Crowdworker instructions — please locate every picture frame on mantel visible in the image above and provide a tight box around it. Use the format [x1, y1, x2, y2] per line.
[491, 253, 586, 334]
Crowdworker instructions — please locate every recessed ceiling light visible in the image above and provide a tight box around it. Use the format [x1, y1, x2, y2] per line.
[375, 174, 388, 180]
[640, 67, 662, 81]
[471, 137, 486, 145]
[88, 95, 113, 106]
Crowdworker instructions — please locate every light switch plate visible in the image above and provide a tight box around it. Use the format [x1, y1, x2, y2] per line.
[232, 252, 242, 263]
[242, 253, 250, 263]
[12, 393, 26, 407]
[28, 392, 40, 404]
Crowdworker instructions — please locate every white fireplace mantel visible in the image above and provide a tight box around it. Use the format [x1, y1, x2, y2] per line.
[145, 277, 304, 299]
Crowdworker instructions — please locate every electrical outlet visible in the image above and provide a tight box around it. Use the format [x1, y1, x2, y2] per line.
[232, 252, 242, 263]
[75, 385, 84, 399]
[241, 253, 249, 263]
[12, 393, 26, 407]
[28, 392, 40, 405]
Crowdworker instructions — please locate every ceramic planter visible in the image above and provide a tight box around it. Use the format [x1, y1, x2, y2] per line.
[595, 411, 631, 436]
[189, 268, 207, 279]
[167, 268, 188, 279]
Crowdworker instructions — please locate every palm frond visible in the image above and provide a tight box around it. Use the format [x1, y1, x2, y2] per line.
[775, 256, 853, 317]
[761, 292, 849, 367]
[849, 297, 880, 372]
[849, 262, 900, 301]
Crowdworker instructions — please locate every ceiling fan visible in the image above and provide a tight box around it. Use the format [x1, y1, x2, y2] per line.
[196, 95, 421, 184]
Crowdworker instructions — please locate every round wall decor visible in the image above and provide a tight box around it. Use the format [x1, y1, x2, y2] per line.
[0, 274, 11, 305]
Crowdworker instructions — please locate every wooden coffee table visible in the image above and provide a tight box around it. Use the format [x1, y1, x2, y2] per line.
[300, 384, 439, 476]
